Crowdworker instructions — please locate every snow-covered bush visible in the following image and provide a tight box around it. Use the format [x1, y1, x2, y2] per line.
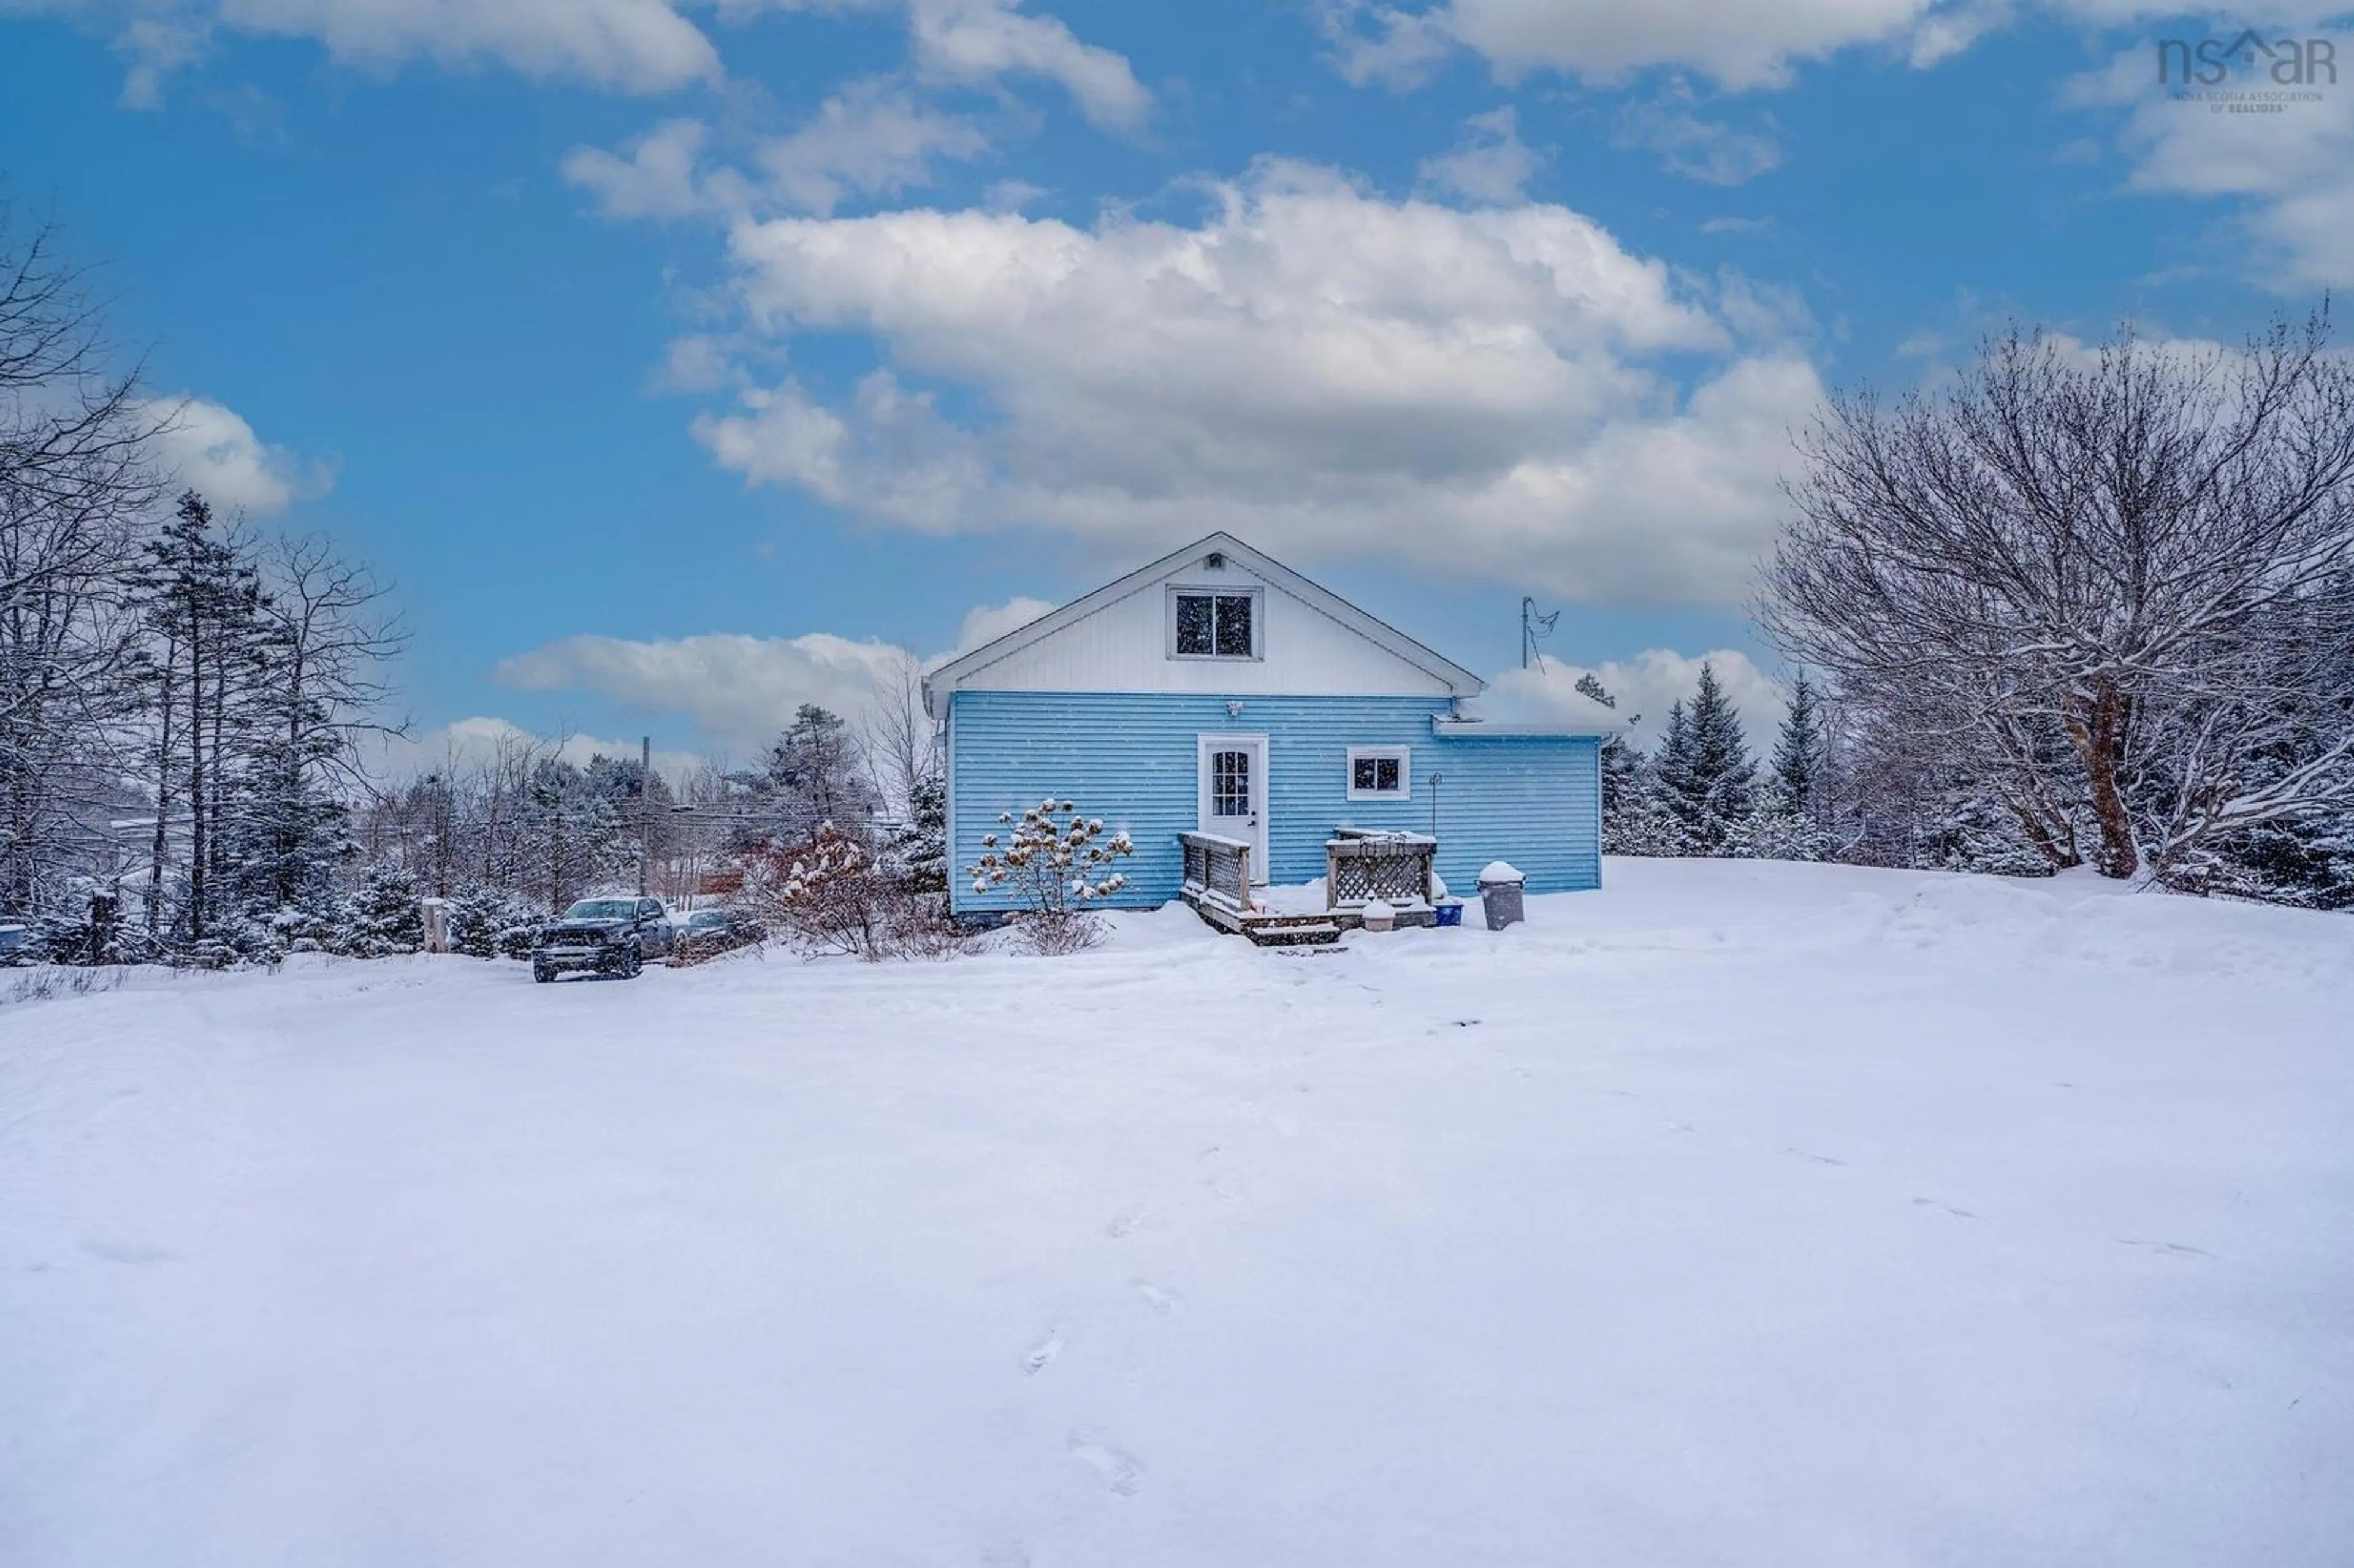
[332, 864, 426, 958]
[445, 883, 544, 959]
[967, 797, 1134, 954]
[739, 824, 970, 961]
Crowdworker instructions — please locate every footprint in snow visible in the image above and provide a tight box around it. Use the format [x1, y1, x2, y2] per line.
[2119, 1237, 2215, 1259]
[1069, 1439, 1144, 1496]
[1105, 1209, 1148, 1239]
[1783, 1147, 1847, 1166]
[1023, 1330, 1064, 1375]
[1132, 1279, 1181, 1315]
[1910, 1197, 1980, 1219]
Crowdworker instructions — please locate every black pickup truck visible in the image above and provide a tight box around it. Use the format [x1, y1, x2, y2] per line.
[531, 896, 677, 983]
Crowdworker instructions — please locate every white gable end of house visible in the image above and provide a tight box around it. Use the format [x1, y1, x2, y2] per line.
[924, 535, 1482, 709]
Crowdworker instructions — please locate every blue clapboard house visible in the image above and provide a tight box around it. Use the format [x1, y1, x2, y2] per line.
[923, 534, 1605, 924]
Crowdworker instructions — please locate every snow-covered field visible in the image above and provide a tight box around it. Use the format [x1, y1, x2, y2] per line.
[4, 860, 2350, 1567]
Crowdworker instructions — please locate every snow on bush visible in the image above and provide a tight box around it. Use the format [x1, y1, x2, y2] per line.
[967, 798, 1135, 955]
[444, 884, 544, 960]
[739, 824, 969, 961]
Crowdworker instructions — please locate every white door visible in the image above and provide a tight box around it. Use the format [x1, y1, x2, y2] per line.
[1197, 733, 1269, 884]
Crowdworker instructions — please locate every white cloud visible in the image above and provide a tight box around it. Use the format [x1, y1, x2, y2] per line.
[950, 595, 1056, 655]
[759, 77, 991, 215]
[1483, 646, 1786, 750]
[492, 630, 918, 756]
[1326, 0, 1957, 91]
[907, 0, 1150, 130]
[699, 158, 1815, 604]
[722, 0, 1148, 127]
[692, 370, 988, 530]
[563, 80, 991, 224]
[18, 0, 722, 102]
[2074, 33, 2354, 289]
[473, 590, 1055, 763]
[563, 118, 714, 221]
[1613, 87, 1783, 185]
[140, 394, 333, 517]
[371, 716, 705, 786]
[1417, 106, 1546, 204]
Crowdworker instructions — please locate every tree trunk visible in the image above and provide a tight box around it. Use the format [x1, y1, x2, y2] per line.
[2065, 683, 2138, 880]
[186, 615, 207, 942]
[147, 634, 178, 935]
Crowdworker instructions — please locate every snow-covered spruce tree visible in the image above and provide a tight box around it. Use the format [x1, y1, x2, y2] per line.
[733, 704, 879, 849]
[444, 883, 543, 959]
[1652, 664, 1758, 856]
[331, 862, 425, 957]
[1766, 313, 2354, 886]
[1771, 672, 1825, 824]
[884, 773, 949, 895]
[1750, 672, 1834, 861]
[131, 490, 270, 945]
[517, 757, 626, 915]
[224, 534, 403, 915]
[967, 799, 1134, 954]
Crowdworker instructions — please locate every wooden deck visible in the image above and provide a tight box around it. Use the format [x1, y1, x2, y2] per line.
[1176, 827, 1456, 947]
[1178, 831, 1344, 947]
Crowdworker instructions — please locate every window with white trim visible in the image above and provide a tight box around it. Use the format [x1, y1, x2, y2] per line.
[1347, 745, 1411, 801]
[1170, 588, 1260, 659]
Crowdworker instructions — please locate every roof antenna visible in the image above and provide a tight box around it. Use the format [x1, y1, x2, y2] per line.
[1520, 596, 1561, 671]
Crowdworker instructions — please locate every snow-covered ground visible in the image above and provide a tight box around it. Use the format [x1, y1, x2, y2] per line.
[4, 859, 2350, 1567]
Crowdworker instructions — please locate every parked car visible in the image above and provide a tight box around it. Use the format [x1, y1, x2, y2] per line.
[677, 908, 766, 958]
[531, 896, 676, 983]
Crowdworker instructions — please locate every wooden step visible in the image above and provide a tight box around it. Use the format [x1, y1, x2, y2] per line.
[1244, 919, 1341, 948]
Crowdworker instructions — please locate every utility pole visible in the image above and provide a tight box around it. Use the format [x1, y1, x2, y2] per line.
[1520, 596, 1560, 671]
[638, 735, 652, 899]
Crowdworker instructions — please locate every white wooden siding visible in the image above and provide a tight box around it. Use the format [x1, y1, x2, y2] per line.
[951, 561, 1458, 698]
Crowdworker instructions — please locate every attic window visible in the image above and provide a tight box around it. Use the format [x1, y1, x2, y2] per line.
[1348, 745, 1411, 801]
[1171, 589, 1259, 659]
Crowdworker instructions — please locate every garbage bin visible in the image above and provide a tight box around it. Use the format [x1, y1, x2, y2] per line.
[1476, 861, 1525, 930]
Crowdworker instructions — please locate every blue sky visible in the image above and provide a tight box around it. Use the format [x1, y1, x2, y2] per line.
[3, 0, 2348, 770]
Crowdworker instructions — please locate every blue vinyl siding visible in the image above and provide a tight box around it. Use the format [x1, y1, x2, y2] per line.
[948, 690, 1600, 913]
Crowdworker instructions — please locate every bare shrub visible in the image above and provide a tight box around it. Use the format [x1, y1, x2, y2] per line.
[967, 798, 1135, 955]
[739, 824, 973, 961]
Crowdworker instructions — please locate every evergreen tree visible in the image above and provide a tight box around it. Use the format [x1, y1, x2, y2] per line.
[132, 491, 268, 942]
[885, 772, 948, 893]
[519, 758, 625, 913]
[337, 862, 425, 957]
[1577, 672, 1645, 826]
[444, 882, 545, 958]
[1750, 672, 1834, 861]
[738, 704, 878, 845]
[1657, 664, 1758, 855]
[1771, 672, 1825, 822]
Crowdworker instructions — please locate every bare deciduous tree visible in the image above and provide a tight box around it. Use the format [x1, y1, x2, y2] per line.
[0, 206, 165, 914]
[859, 648, 937, 819]
[1765, 314, 2354, 882]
